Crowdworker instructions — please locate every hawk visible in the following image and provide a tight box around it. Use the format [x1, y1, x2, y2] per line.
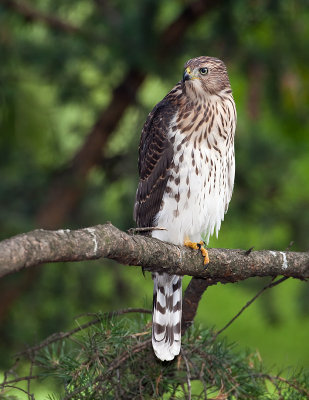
[134, 56, 236, 361]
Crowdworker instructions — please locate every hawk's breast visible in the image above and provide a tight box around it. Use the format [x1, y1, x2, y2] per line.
[152, 95, 235, 246]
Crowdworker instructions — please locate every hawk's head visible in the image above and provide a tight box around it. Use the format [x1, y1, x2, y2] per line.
[182, 56, 231, 97]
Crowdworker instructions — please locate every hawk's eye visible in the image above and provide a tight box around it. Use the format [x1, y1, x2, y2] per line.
[199, 67, 208, 75]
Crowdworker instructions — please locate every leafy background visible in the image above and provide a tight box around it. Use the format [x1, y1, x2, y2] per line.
[0, 0, 308, 397]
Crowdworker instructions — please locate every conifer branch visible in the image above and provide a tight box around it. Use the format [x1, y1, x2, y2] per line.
[17, 308, 151, 357]
[2, 316, 308, 399]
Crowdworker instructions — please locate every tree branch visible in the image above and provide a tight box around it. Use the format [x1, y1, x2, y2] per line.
[16, 308, 151, 357]
[182, 278, 211, 331]
[213, 276, 289, 339]
[0, 223, 308, 281]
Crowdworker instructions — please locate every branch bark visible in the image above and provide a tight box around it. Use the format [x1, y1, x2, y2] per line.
[182, 278, 211, 331]
[0, 223, 308, 281]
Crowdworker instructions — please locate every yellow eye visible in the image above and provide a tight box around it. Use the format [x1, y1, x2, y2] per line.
[199, 67, 208, 75]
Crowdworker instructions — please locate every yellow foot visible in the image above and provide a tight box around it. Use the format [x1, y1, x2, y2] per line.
[184, 239, 209, 265]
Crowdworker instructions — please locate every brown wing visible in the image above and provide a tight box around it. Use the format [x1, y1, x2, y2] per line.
[134, 99, 176, 228]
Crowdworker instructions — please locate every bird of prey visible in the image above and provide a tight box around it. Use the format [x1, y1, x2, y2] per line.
[134, 56, 236, 361]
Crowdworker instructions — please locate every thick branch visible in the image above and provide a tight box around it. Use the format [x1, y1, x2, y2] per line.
[0, 223, 308, 281]
[182, 278, 211, 331]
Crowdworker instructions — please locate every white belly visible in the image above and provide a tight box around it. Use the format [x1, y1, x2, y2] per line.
[152, 120, 234, 246]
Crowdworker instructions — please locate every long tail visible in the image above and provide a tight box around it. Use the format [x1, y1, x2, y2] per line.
[152, 272, 182, 361]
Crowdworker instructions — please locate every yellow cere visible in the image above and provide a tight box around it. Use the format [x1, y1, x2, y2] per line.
[185, 66, 199, 80]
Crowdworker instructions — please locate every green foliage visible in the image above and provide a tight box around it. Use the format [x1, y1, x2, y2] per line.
[1, 313, 308, 399]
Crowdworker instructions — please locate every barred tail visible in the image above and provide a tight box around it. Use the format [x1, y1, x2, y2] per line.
[152, 272, 182, 361]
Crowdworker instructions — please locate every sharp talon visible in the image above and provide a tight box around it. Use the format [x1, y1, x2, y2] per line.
[184, 239, 209, 265]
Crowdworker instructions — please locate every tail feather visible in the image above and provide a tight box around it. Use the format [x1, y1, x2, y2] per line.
[152, 272, 182, 361]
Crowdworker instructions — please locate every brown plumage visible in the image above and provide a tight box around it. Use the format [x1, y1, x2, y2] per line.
[134, 101, 175, 227]
[134, 56, 236, 361]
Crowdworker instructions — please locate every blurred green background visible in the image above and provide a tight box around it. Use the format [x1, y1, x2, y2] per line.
[0, 0, 308, 392]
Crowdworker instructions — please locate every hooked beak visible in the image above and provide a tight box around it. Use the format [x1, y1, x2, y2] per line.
[182, 67, 191, 82]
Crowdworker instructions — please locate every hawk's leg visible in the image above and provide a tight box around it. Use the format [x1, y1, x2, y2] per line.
[184, 239, 209, 266]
